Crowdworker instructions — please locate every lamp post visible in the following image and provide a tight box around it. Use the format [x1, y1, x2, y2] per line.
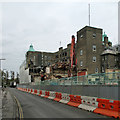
[0, 58, 6, 87]
[3, 69, 6, 87]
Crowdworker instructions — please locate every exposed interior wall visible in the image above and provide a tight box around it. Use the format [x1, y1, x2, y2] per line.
[19, 64, 31, 84]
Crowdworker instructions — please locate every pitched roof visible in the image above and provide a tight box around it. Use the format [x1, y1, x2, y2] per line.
[101, 49, 117, 55]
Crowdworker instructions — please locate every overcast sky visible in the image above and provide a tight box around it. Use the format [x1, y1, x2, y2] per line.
[0, 1, 119, 73]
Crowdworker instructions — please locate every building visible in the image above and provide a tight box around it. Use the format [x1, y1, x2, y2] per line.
[76, 26, 103, 75]
[101, 48, 118, 73]
[19, 60, 31, 84]
[101, 42, 120, 73]
[19, 26, 120, 83]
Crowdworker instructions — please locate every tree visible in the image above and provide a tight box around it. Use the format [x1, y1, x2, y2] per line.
[15, 72, 19, 84]
[11, 71, 15, 80]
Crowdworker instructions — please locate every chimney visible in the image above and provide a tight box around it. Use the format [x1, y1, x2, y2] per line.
[59, 47, 63, 51]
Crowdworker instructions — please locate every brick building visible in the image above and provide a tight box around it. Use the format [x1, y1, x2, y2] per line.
[19, 26, 120, 83]
[76, 26, 103, 75]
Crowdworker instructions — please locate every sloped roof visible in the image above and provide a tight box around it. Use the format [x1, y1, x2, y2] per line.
[101, 49, 117, 55]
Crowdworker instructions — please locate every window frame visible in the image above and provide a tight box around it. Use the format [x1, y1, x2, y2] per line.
[80, 50, 83, 56]
[95, 68, 98, 73]
[93, 45, 96, 52]
[93, 56, 96, 62]
[80, 61, 83, 66]
[93, 33, 96, 38]
[80, 34, 83, 38]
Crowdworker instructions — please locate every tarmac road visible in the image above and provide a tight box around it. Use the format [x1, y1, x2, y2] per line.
[9, 88, 111, 118]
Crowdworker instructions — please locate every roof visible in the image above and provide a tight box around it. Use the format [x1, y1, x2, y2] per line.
[101, 49, 117, 55]
[102, 32, 112, 43]
[77, 25, 102, 33]
[102, 32, 107, 41]
[28, 44, 35, 52]
[112, 44, 120, 53]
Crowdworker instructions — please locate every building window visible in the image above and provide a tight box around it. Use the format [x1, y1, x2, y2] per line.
[93, 33, 96, 38]
[102, 57, 105, 61]
[93, 57, 96, 62]
[105, 56, 107, 60]
[48, 56, 51, 60]
[95, 68, 98, 73]
[42, 53, 43, 58]
[80, 50, 83, 55]
[80, 35, 83, 38]
[80, 61, 83, 66]
[65, 52, 67, 56]
[93, 45, 96, 51]
[45, 56, 47, 60]
[102, 66, 104, 72]
[34, 56, 36, 65]
[48, 62, 50, 66]
[56, 55, 58, 58]
[34, 56, 35, 60]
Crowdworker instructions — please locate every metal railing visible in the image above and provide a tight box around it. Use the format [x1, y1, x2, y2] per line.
[35, 72, 120, 86]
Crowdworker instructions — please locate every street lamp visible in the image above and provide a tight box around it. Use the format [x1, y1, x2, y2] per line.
[0, 58, 6, 87]
[3, 69, 6, 87]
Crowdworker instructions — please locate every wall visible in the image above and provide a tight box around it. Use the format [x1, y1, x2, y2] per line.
[76, 26, 103, 74]
[18, 84, 119, 100]
[19, 61, 31, 84]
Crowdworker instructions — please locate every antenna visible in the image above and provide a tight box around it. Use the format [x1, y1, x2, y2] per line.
[89, 3, 90, 26]
[60, 41, 61, 47]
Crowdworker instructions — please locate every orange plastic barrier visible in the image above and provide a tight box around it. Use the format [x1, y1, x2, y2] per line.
[97, 102, 120, 111]
[25, 88, 27, 92]
[94, 108, 120, 118]
[67, 95, 81, 107]
[54, 92, 62, 102]
[38, 90, 42, 96]
[94, 98, 120, 118]
[28, 88, 30, 93]
[97, 98, 120, 111]
[44, 91, 50, 98]
[33, 89, 38, 95]
[30, 89, 33, 94]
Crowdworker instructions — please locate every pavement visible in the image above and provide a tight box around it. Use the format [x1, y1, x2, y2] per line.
[0, 87, 2, 120]
[10, 88, 111, 118]
[0, 87, 17, 119]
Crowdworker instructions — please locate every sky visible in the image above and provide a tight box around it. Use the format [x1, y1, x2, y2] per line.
[0, 0, 119, 73]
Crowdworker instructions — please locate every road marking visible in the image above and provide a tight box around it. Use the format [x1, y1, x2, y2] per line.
[14, 96, 23, 119]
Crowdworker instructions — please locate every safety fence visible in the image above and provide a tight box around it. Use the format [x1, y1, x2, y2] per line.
[17, 87, 120, 118]
[35, 72, 120, 85]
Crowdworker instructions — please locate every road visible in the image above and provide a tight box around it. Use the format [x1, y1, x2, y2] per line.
[9, 88, 110, 118]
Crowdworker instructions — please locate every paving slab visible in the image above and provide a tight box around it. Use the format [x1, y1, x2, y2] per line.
[2, 87, 17, 119]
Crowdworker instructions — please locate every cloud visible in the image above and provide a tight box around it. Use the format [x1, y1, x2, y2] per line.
[1, 2, 118, 72]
